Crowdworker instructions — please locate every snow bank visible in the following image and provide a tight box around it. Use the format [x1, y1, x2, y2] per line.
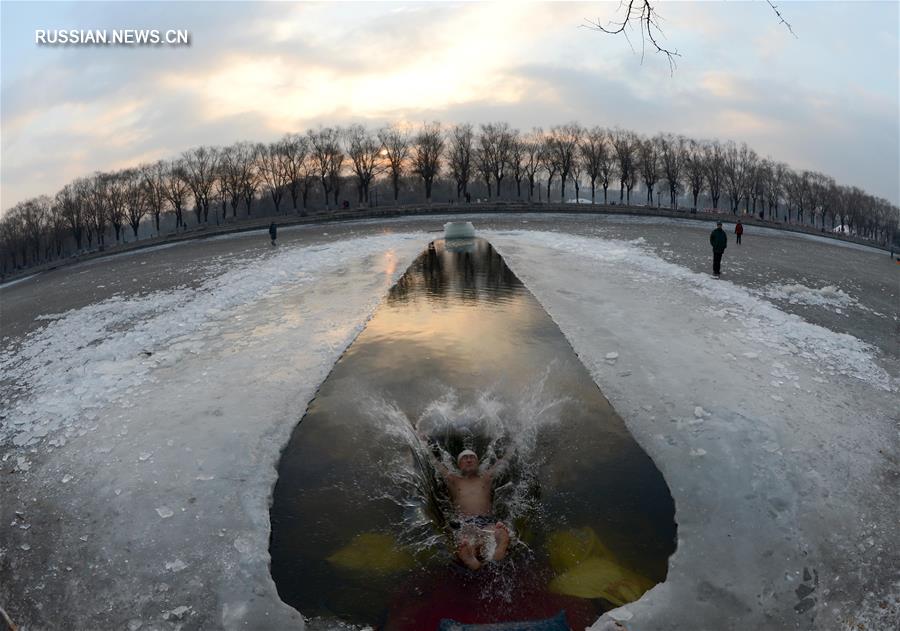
[0, 233, 425, 449]
[762, 282, 857, 309]
[486, 230, 895, 393]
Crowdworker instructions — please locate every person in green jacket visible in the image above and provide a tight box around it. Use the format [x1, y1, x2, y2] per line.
[710, 221, 727, 277]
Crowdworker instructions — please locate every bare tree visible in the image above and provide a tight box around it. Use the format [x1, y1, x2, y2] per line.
[548, 124, 581, 202]
[683, 140, 706, 211]
[538, 136, 558, 202]
[767, 162, 788, 220]
[124, 170, 148, 239]
[15, 197, 50, 264]
[240, 146, 262, 215]
[346, 124, 383, 205]
[141, 161, 168, 235]
[509, 131, 527, 199]
[659, 134, 685, 209]
[411, 122, 444, 202]
[377, 125, 410, 202]
[809, 172, 836, 229]
[521, 129, 543, 201]
[297, 156, 317, 211]
[569, 147, 585, 203]
[309, 127, 344, 209]
[796, 170, 814, 224]
[723, 141, 758, 214]
[447, 123, 475, 200]
[580, 127, 606, 204]
[637, 136, 660, 205]
[100, 172, 128, 242]
[480, 122, 514, 199]
[165, 160, 191, 229]
[46, 197, 67, 259]
[703, 141, 725, 211]
[0, 207, 26, 270]
[611, 129, 638, 204]
[281, 133, 310, 213]
[220, 143, 251, 218]
[181, 146, 217, 223]
[56, 180, 87, 250]
[598, 130, 616, 204]
[328, 134, 346, 208]
[213, 151, 229, 223]
[475, 134, 494, 198]
[258, 140, 289, 213]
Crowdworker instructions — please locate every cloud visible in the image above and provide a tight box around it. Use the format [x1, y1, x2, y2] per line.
[1, 1, 897, 210]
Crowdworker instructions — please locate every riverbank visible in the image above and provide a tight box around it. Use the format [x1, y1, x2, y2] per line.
[1, 201, 889, 286]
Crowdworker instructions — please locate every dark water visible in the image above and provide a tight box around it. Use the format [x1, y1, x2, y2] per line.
[270, 238, 676, 630]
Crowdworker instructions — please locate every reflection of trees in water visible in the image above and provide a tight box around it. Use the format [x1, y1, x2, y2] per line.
[388, 239, 521, 305]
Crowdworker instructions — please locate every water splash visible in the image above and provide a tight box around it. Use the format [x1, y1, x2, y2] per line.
[360, 363, 570, 564]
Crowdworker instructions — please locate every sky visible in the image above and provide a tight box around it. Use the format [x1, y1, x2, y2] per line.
[1, 0, 898, 213]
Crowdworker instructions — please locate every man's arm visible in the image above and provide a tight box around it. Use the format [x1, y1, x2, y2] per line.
[486, 453, 511, 478]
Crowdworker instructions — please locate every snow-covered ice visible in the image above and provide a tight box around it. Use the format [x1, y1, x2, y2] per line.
[1, 223, 897, 630]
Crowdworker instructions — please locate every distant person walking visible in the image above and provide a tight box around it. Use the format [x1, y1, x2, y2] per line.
[710, 221, 727, 277]
[735, 220, 744, 245]
[269, 222, 278, 246]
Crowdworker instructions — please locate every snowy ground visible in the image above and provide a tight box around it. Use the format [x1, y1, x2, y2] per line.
[1, 215, 897, 630]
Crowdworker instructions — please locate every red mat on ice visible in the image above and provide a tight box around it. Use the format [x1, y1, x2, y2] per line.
[385, 565, 598, 631]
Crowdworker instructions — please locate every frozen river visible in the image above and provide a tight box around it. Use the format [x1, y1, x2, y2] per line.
[1, 214, 897, 630]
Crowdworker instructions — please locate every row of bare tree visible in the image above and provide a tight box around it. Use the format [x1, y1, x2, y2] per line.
[2, 122, 897, 273]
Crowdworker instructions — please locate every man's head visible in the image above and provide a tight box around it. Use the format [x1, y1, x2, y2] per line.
[716, 221, 723, 227]
[457, 449, 478, 474]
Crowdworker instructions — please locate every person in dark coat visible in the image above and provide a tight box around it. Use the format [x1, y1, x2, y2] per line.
[269, 222, 277, 246]
[710, 221, 727, 277]
[735, 220, 744, 244]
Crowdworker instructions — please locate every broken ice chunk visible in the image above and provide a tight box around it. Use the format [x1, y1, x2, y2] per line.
[155, 506, 174, 519]
[161, 605, 191, 620]
[165, 559, 188, 572]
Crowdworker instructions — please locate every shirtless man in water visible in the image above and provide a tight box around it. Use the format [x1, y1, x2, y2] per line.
[432, 448, 511, 570]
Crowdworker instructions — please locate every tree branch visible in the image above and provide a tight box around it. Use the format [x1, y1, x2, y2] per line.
[765, 0, 798, 38]
[582, 0, 680, 75]
[584, 0, 799, 74]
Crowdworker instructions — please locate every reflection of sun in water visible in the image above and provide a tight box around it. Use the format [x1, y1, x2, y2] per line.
[383, 249, 398, 278]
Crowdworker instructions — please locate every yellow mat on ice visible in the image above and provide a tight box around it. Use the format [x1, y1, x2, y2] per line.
[546, 527, 654, 606]
[327, 532, 415, 574]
